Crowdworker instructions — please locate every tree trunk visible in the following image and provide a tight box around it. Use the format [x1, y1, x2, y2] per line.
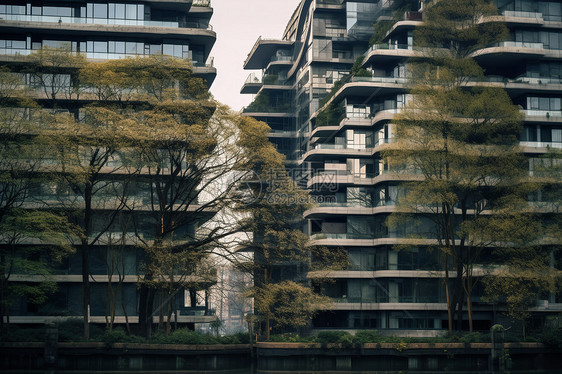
[265, 314, 270, 341]
[158, 290, 164, 331]
[138, 283, 154, 338]
[81, 244, 90, 339]
[444, 255, 453, 334]
[82, 182, 93, 339]
[166, 293, 172, 335]
[0, 276, 6, 336]
[467, 290, 473, 332]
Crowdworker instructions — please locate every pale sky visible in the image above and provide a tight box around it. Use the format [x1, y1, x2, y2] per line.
[209, 0, 302, 112]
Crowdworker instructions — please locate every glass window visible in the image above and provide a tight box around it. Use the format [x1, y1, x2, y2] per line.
[43, 7, 58, 16]
[541, 126, 552, 142]
[551, 32, 560, 50]
[12, 40, 25, 49]
[93, 41, 107, 53]
[163, 44, 173, 56]
[149, 44, 161, 55]
[528, 97, 539, 110]
[108, 3, 114, 18]
[115, 4, 125, 19]
[173, 44, 182, 58]
[8, 5, 26, 15]
[137, 4, 144, 20]
[114, 41, 125, 54]
[126, 41, 137, 54]
[126, 4, 136, 20]
[553, 128, 562, 143]
[521, 125, 537, 141]
[551, 97, 561, 111]
[93, 3, 107, 18]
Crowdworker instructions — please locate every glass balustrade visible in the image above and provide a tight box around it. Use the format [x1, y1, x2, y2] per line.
[0, 14, 213, 30]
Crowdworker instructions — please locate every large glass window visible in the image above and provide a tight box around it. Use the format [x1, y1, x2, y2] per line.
[0, 5, 25, 14]
[527, 96, 562, 111]
[93, 3, 107, 18]
[126, 4, 136, 19]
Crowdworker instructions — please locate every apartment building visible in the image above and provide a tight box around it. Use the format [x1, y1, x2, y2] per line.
[242, 0, 561, 334]
[0, 0, 218, 329]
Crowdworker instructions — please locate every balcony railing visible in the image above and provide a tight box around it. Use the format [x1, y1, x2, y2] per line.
[520, 141, 562, 148]
[333, 296, 443, 304]
[0, 14, 213, 30]
[502, 10, 543, 19]
[368, 43, 413, 52]
[351, 76, 409, 84]
[496, 41, 544, 49]
[193, 0, 212, 6]
[315, 200, 395, 208]
[524, 110, 562, 118]
[310, 233, 375, 240]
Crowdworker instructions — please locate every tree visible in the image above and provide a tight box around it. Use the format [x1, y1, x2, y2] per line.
[0, 65, 76, 335]
[0, 210, 76, 333]
[483, 148, 562, 337]
[233, 115, 344, 339]
[41, 88, 133, 339]
[99, 57, 254, 338]
[24, 47, 86, 107]
[384, 0, 532, 332]
[252, 281, 329, 335]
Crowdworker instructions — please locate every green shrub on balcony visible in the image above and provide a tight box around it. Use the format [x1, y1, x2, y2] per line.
[351, 56, 371, 78]
[244, 92, 292, 113]
[263, 74, 279, 85]
[316, 102, 345, 127]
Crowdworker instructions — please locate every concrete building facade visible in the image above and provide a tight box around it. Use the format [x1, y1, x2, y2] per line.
[242, 0, 562, 334]
[0, 0, 218, 329]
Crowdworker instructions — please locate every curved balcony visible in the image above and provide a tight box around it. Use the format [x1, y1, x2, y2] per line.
[500, 10, 544, 25]
[304, 202, 396, 218]
[0, 14, 212, 29]
[468, 76, 562, 95]
[243, 37, 294, 70]
[330, 77, 408, 104]
[307, 170, 420, 190]
[311, 109, 399, 138]
[363, 44, 421, 67]
[0, 19, 216, 54]
[268, 129, 298, 138]
[520, 141, 562, 153]
[328, 302, 448, 311]
[302, 138, 395, 162]
[523, 109, 562, 123]
[471, 41, 548, 66]
[308, 235, 438, 247]
[240, 72, 262, 94]
[309, 269, 445, 280]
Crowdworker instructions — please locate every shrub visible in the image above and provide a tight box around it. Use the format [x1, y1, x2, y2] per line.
[353, 330, 383, 344]
[153, 328, 218, 345]
[458, 332, 488, 344]
[0, 325, 45, 342]
[539, 327, 562, 348]
[316, 331, 352, 345]
[219, 332, 250, 344]
[102, 327, 146, 345]
[57, 319, 91, 342]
